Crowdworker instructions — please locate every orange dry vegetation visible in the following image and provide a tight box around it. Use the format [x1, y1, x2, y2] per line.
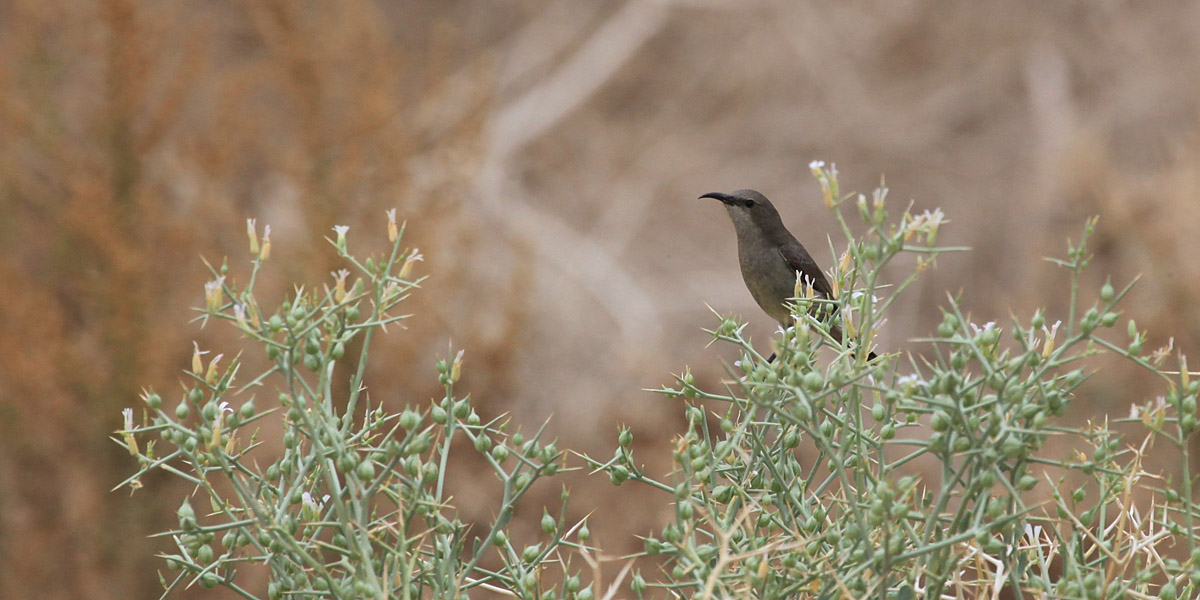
[1, 1, 1198, 598]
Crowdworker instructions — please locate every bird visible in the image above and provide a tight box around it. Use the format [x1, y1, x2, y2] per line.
[701, 189, 877, 361]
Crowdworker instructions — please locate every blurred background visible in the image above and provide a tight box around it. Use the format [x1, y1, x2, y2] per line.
[2, 0, 1199, 597]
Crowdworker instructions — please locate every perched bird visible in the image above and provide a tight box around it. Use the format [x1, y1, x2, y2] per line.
[701, 189, 876, 360]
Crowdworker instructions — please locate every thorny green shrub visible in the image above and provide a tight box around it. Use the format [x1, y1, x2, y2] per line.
[587, 163, 1200, 599]
[120, 165, 1200, 600]
[117, 215, 591, 599]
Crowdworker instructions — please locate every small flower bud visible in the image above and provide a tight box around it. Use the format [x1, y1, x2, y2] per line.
[233, 303, 249, 330]
[386, 209, 399, 243]
[450, 349, 465, 383]
[333, 269, 350, 303]
[246, 218, 259, 255]
[204, 277, 225, 314]
[204, 354, 224, 386]
[398, 248, 423, 281]
[259, 225, 272, 261]
[192, 342, 208, 376]
[121, 408, 139, 455]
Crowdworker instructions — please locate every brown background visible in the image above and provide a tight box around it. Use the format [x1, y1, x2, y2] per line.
[2, 1, 1199, 597]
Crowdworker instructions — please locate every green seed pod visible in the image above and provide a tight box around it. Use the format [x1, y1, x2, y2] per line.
[677, 500, 694, 520]
[430, 404, 448, 424]
[1100, 280, 1114, 302]
[1001, 436, 1024, 459]
[200, 572, 220, 588]
[881, 423, 896, 439]
[454, 398, 471, 419]
[930, 410, 951, 432]
[399, 409, 420, 430]
[513, 471, 531, 489]
[609, 465, 630, 485]
[409, 433, 431, 454]
[782, 428, 800, 449]
[303, 354, 321, 371]
[177, 499, 196, 529]
[356, 459, 376, 481]
[803, 371, 823, 392]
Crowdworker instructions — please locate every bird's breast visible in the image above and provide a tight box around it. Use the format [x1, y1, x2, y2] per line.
[736, 236, 799, 326]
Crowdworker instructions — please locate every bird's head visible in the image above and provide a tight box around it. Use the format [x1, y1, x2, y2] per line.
[699, 189, 782, 234]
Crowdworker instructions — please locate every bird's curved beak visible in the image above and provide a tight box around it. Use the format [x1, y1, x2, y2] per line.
[699, 192, 734, 204]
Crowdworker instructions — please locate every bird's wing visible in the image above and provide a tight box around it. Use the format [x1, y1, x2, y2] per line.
[778, 242, 834, 299]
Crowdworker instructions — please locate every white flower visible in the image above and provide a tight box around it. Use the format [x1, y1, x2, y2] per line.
[808, 160, 825, 170]
[302, 492, 330, 512]
[332, 225, 350, 252]
[122, 408, 134, 431]
[968, 321, 996, 335]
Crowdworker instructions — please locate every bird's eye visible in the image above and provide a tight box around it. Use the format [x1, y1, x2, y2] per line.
[744, 200, 755, 208]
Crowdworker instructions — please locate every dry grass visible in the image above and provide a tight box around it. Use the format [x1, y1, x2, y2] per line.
[1, 1, 1198, 597]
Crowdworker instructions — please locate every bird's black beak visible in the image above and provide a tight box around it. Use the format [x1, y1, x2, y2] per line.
[699, 192, 734, 205]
